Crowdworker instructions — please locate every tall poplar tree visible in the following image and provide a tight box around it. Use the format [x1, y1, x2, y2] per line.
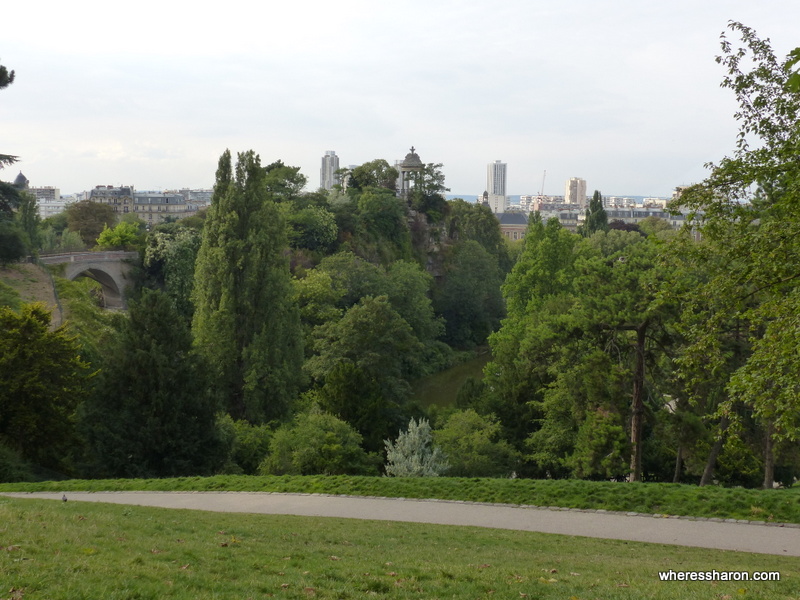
[192, 150, 303, 423]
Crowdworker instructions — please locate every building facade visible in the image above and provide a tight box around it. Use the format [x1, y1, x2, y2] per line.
[320, 150, 340, 190]
[486, 160, 508, 213]
[496, 211, 528, 240]
[134, 192, 193, 225]
[89, 185, 135, 214]
[564, 177, 587, 209]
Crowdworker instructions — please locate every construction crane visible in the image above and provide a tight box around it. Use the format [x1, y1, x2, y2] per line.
[539, 170, 547, 197]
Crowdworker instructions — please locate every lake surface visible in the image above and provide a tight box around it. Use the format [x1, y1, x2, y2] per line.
[410, 352, 492, 408]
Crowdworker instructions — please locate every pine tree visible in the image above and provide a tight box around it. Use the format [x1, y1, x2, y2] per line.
[79, 290, 223, 477]
[192, 150, 304, 422]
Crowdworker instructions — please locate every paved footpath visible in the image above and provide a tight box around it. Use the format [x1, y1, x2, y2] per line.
[2, 491, 799, 557]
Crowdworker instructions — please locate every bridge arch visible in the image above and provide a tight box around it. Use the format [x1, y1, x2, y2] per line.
[39, 252, 139, 309]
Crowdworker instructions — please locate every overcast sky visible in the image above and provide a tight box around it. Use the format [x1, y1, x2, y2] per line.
[2, 1, 797, 197]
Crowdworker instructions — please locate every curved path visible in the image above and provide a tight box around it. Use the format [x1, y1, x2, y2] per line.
[3, 491, 798, 557]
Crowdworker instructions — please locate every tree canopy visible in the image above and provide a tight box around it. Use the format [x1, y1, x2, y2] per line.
[192, 150, 304, 423]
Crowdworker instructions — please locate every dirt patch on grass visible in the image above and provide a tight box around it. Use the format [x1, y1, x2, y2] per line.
[0, 262, 63, 326]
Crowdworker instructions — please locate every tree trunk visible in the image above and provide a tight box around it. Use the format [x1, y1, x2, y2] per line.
[672, 445, 683, 484]
[762, 421, 775, 490]
[699, 416, 728, 487]
[628, 323, 647, 482]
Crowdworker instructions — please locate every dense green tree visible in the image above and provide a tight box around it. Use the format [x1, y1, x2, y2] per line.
[434, 240, 505, 347]
[0, 303, 89, 470]
[65, 200, 116, 246]
[95, 221, 141, 250]
[672, 22, 800, 488]
[356, 188, 412, 263]
[264, 160, 307, 202]
[305, 294, 425, 449]
[433, 410, 518, 477]
[348, 159, 398, 192]
[14, 192, 40, 252]
[259, 407, 378, 475]
[482, 216, 581, 463]
[306, 295, 423, 402]
[0, 61, 13, 90]
[287, 205, 338, 252]
[79, 290, 222, 478]
[580, 190, 609, 236]
[0, 220, 27, 265]
[408, 163, 450, 222]
[192, 150, 304, 423]
[444, 199, 512, 271]
[143, 225, 201, 321]
[216, 414, 271, 475]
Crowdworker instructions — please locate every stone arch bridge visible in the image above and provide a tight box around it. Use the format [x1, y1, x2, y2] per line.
[39, 251, 140, 309]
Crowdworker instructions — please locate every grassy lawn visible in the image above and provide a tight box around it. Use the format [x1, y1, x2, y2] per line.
[2, 475, 799, 524]
[1, 496, 797, 599]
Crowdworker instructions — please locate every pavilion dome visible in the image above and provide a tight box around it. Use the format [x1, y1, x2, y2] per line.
[13, 171, 29, 189]
[400, 147, 423, 169]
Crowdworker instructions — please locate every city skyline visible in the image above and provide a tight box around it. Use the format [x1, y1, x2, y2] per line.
[2, 1, 796, 197]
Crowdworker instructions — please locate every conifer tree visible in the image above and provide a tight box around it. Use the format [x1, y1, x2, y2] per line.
[192, 150, 303, 422]
[79, 289, 222, 477]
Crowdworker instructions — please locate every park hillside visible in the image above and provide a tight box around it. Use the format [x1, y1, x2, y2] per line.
[2, 23, 800, 492]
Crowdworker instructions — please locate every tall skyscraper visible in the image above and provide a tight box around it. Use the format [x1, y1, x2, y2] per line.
[487, 160, 507, 196]
[320, 150, 340, 190]
[565, 177, 587, 209]
[486, 160, 507, 213]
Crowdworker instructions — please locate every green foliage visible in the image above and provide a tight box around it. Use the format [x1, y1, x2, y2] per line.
[408, 162, 449, 222]
[14, 192, 40, 252]
[0, 220, 27, 265]
[306, 295, 423, 405]
[65, 200, 116, 246]
[144, 225, 201, 320]
[567, 409, 629, 480]
[263, 159, 307, 202]
[0, 303, 89, 470]
[433, 410, 518, 477]
[444, 199, 511, 271]
[52, 276, 121, 366]
[355, 189, 412, 263]
[347, 158, 398, 191]
[216, 413, 272, 475]
[39, 224, 85, 253]
[671, 22, 800, 486]
[0, 60, 13, 90]
[0, 279, 20, 309]
[579, 190, 608, 236]
[286, 205, 338, 252]
[95, 220, 141, 250]
[0, 443, 34, 483]
[434, 240, 505, 347]
[385, 418, 449, 477]
[192, 149, 304, 423]
[79, 289, 223, 478]
[259, 407, 378, 475]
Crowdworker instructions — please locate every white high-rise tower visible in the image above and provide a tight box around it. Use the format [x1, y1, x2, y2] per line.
[320, 151, 340, 190]
[565, 177, 587, 209]
[486, 160, 507, 213]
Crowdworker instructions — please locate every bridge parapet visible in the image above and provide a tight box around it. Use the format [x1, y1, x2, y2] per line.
[39, 251, 140, 308]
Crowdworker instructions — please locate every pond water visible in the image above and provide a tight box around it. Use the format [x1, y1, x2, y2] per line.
[410, 351, 492, 409]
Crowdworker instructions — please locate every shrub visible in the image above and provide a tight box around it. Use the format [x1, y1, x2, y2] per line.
[434, 410, 518, 477]
[385, 418, 449, 477]
[259, 407, 378, 476]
